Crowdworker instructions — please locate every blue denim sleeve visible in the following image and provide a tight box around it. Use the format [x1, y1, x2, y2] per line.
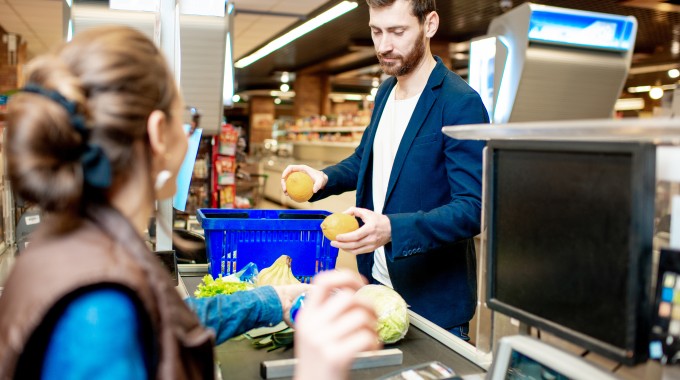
[184, 286, 282, 345]
[42, 289, 146, 380]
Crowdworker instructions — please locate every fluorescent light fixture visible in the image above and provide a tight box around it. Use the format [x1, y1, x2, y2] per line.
[280, 83, 290, 92]
[614, 97, 644, 111]
[223, 32, 235, 106]
[281, 72, 290, 83]
[270, 90, 296, 97]
[232, 94, 240, 102]
[180, 0, 225, 17]
[330, 93, 364, 102]
[67, 19, 73, 42]
[110, 0, 159, 12]
[669, 69, 680, 79]
[627, 85, 651, 93]
[234, 1, 358, 68]
[274, 98, 282, 105]
[343, 94, 364, 101]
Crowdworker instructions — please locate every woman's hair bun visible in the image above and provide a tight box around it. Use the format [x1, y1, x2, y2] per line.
[7, 26, 179, 216]
[7, 56, 87, 214]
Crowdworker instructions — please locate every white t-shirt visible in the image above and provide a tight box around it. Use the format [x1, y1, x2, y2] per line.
[371, 86, 421, 288]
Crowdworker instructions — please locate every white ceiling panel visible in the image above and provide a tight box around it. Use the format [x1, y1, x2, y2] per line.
[233, 13, 297, 59]
[234, 0, 280, 11]
[0, 0, 334, 65]
[231, 0, 332, 59]
[272, 1, 325, 14]
[0, 0, 63, 59]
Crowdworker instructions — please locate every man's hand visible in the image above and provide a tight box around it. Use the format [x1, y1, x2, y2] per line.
[281, 165, 328, 197]
[332, 207, 392, 255]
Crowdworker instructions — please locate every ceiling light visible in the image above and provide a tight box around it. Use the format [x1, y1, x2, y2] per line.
[615, 98, 644, 111]
[281, 72, 290, 83]
[370, 87, 378, 96]
[67, 19, 73, 42]
[232, 94, 240, 103]
[345, 94, 364, 101]
[234, 1, 358, 68]
[627, 85, 651, 94]
[372, 77, 379, 88]
[270, 90, 296, 97]
[274, 98, 282, 105]
[366, 95, 375, 102]
[223, 32, 235, 106]
[669, 69, 680, 79]
[280, 83, 290, 92]
[649, 87, 664, 100]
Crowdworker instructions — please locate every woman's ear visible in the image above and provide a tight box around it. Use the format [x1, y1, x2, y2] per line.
[425, 11, 439, 38]
[147, 110, 168, 156]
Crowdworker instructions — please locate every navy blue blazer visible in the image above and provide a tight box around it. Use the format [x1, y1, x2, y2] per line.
[312, 56, 488, 328]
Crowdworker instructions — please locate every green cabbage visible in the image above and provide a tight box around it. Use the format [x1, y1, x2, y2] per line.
[355, 284, 409, 344]
[194, 274, 253, 298]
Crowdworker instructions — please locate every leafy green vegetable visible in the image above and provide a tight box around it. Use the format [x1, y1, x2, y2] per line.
[251, 328, 295, 351]
[244, 322, 295, 351]
[194, 274, 253, 298]
[355, 284, 410, 344]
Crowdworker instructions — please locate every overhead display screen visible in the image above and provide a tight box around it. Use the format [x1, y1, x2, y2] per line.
[528, 9, 635, 51]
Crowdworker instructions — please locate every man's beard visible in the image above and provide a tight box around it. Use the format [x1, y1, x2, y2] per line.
[377, 30, 426, 77]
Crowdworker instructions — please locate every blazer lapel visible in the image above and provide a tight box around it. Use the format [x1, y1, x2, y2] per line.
[383, 58, 447, 207]
[356, 78, 396, 204]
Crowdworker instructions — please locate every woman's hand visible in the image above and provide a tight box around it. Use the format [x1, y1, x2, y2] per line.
[293, 270, 380, 380]
[273, 283, 311, 327]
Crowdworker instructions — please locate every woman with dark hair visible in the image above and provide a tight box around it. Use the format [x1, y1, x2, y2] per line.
[0, 26, 378, 380]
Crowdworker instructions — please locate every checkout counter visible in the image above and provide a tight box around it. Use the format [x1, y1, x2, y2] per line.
[178, 265, 489, 380]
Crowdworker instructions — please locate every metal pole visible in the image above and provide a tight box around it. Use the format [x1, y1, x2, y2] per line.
[155, 0, 181, 251]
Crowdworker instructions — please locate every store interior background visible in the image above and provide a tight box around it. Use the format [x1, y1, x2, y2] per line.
[1, 0, 680, 378]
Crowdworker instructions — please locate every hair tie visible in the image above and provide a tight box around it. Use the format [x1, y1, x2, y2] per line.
[21, 84, 112, 189]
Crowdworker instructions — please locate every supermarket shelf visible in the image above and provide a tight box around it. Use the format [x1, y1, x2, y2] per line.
[291, 141, 360, 148]
[284, 126, 366, 133]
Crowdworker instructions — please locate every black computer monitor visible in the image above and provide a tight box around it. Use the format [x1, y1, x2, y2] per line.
[485, 140, 656, 365]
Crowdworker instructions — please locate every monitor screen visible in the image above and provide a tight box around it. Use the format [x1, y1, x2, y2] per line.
[506, 350, 569, 380]
[488, 335, 619, 380]
[486, 140, 656, 365]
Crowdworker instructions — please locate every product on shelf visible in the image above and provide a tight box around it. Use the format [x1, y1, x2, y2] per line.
[212, 123, 242, 209]
[219, 123, 239, 156]
[219, 186, 235, 209]
[215, 156, 236, 186]
[193, 158, 209, 179]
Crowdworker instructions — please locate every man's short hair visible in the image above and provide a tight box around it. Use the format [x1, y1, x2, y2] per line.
[366, 0, 436, 24]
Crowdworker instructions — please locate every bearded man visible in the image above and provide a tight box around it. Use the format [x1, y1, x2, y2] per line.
[282, 0, 489, 340]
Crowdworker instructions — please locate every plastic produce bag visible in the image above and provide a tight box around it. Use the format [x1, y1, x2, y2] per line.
[354, 284, 410, 344]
